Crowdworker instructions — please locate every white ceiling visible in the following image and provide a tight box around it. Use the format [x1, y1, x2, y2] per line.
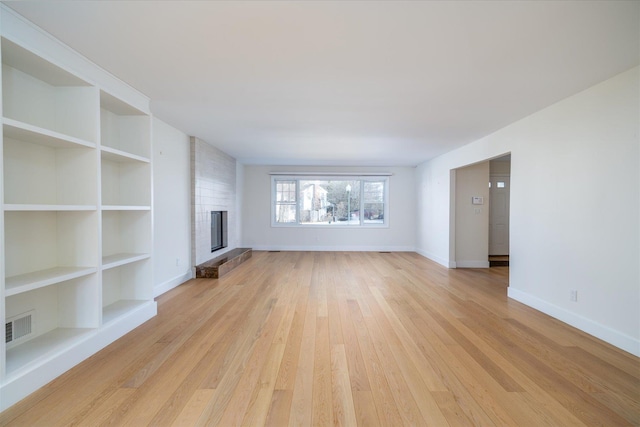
[4, 1, 638, 166]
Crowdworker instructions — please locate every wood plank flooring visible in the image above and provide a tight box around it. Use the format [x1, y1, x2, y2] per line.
[1, 251, 638, 426]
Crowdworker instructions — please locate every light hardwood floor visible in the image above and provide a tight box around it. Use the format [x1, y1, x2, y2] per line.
[1, 251, 639, 426]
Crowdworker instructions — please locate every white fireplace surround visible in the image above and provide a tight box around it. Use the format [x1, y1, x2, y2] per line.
[190, 137, 238, 268]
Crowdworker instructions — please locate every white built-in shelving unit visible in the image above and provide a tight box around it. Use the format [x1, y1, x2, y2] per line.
[99, 89, 152, 327]
[0, 5, 156, 411]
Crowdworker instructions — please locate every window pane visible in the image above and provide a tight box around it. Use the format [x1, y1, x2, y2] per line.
[363, 202, 384, 223]
[299, 180, 330, 224]
[275, 204, 296, 223]
[334, 180, 360, 224]
[275, 180, 297, 223]
[364, 181, 384, 202]
[363, 181, 384, 223]
[298, 180, 360, 224]
[277, 180, 296, 202]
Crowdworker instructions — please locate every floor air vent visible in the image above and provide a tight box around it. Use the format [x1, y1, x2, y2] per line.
[6, 311, 33, 344]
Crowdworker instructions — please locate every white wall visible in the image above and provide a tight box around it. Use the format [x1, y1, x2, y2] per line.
[242, 165, 416, 251]
[416, 67, 639, 356]
[454, 161, 490, 268]
[152, 118, 192, 297]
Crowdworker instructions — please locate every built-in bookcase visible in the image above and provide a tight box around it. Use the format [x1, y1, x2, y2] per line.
[0, 6, 156, 411]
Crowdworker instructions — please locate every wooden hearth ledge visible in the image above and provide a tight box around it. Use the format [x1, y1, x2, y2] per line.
[195, 248, 252, 279]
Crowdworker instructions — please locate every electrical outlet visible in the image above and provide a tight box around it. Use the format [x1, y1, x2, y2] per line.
[569, 289, 578, 302]
[176, 258, 180, 266]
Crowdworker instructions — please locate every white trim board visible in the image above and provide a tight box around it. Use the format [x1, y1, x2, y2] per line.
[269, 172, 392, 176]
[249, 245, 416, 252]
[415, 248, 453, 268]
[508, 287, 640, 357]
[153, 271, 193, 298]
[455, 260, 490, 268]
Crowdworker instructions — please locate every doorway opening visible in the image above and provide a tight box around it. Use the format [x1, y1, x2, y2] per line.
[489, 155, 511, 266]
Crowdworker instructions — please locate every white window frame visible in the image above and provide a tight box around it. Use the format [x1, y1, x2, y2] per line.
[271, 175, 390, 228]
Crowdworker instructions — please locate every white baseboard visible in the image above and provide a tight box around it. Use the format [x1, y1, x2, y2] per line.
[414, 248, 452, 268]
[250, 245, 416, 252]
[455, 260, 490, 268]
[508, 288, 640, 357]
[153, 271, 193, 298]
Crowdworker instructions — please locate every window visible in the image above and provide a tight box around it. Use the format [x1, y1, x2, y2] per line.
[272, 176, 389, 227]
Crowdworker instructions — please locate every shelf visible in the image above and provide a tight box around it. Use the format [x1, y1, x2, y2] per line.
[101, 211, 151, 260]
[4, 211, 99, 279]
[102, 300, 149, 324]
[102, 253, 150, 270]
[2, 38, 97, 143]
[102, 260, 152, 314]
[100, 90, 147, 116]
[3, 118, 96, 149]
[4, 204, 97, 211]
[3, 126, 97, 205]
[101, 205, 150, 211]
[5, 266, 97, 297]
[101, 157, 151, 207]
[2, 38, 90, 87]
[2, 67, 97, 143]
[5, 328, 94, 377]
[101, 146, 149, 163]
[100, 90, 150, 159]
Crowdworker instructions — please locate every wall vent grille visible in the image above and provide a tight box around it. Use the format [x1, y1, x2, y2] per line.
[5, 321, 11, 343]
[6, 311, 33, 344]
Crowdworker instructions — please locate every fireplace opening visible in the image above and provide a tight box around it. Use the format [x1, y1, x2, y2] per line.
[211, 211, 228, 252]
